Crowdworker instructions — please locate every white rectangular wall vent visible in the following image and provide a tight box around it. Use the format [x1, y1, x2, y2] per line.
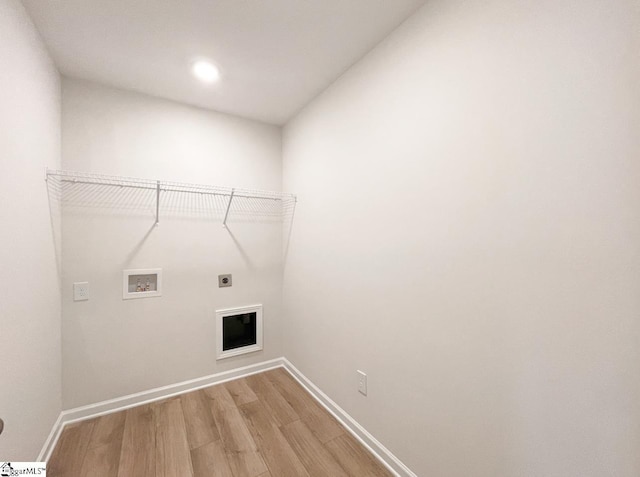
[216, 304, 263, 360]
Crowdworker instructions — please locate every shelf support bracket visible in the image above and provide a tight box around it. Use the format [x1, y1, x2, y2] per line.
[155, 180, 160, 226]
[223, 189, 235, 228]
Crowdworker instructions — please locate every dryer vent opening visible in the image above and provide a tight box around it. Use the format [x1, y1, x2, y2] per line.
[223, 312, 257, 351]
[216, 304, 263, 360]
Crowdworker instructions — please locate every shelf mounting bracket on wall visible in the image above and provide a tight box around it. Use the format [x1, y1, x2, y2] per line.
[222, 188, 235, 228]
[155, 180, 160, 226]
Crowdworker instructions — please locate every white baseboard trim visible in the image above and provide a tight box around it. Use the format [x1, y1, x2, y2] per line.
[38, 356, 416, 477]
[282, 358, 417, 477]
[38, 357, 284, 461]
[37, 412, 63, 462]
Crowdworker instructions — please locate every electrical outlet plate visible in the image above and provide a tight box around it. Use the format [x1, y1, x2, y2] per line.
[357, 370, 367, 396]
[218, 274, 232, 288]
[73, 282, 89, 301]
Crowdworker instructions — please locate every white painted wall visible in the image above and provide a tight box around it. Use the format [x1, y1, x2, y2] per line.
[282, 0, 640, 475]
[61, 79, 284, 408]
[0, 0, 62, 460]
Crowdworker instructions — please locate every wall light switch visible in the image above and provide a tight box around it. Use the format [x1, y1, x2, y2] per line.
[73, 282, 89, 301]
[357, 370, 367, 396]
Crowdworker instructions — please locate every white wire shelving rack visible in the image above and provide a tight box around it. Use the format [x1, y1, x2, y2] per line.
[45, 168, 297, 227]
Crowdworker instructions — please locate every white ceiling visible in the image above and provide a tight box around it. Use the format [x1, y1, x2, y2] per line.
[22, 0, 427, 125]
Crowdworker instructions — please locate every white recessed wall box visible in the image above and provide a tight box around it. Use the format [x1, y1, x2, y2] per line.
[123, 268, 162, 300]
[216, 304, 263, 360]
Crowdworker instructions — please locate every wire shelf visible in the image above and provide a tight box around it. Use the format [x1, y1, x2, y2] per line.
[45, 169, 296, 226]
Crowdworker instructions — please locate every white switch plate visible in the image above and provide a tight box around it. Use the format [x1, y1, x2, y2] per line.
[73, 282, 89, 301]
[357, 370, 367, 396]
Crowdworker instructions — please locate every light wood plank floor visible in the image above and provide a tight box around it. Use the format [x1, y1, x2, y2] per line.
[48, 368, 393, 477]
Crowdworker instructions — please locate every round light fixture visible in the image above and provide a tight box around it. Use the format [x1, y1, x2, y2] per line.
[192, 60, 220, 83]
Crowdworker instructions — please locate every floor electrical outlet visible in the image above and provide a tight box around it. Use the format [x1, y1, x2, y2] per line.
[357, 370, 367, 396]
[73, 282, 89, 301]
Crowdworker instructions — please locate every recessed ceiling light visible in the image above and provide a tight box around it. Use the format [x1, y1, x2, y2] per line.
[192, 60, 220, 83]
